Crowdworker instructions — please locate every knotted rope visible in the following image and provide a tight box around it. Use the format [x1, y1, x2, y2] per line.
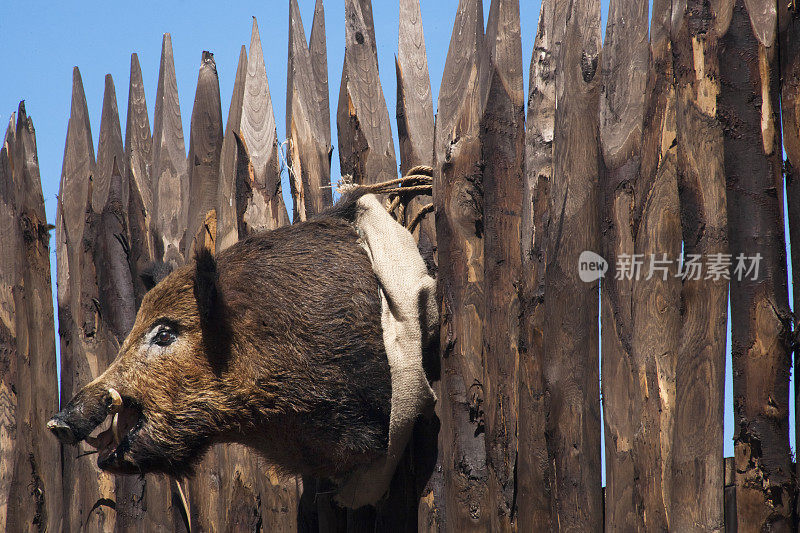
[337, 165, 434, 232]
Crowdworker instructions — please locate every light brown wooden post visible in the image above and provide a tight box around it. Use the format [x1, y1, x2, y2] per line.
[152, 33, 188, 269]
[185, 51, 224, 258]
[434, 0, 490, 528]
[721, 0, 795, 528]
[57, 66, 119, 533]
[540, 0, 603, 528]
[517, 0, 557, 528]
[337, 0, 397, 186]
[481, 0, 523, 529]
[239, 18, 290, 233]
[287, 0, 332, 221]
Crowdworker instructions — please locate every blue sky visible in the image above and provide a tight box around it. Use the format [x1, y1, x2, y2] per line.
[1, 0, 794, 481]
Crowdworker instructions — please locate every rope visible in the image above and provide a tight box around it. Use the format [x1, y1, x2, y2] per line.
[336, 166, 434, 231]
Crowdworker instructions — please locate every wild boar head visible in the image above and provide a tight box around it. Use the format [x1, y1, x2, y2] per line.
[48, 249, 235, 477]
[48, 217, 393, 482]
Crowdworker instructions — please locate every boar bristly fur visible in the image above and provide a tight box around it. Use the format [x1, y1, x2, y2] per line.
[50, 200, 392, 482]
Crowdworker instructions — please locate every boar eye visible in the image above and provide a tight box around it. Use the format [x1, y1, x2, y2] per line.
[152, 327, 177, 347]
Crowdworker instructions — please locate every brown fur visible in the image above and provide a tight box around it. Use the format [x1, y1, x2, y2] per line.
[50, 200, 392, 481]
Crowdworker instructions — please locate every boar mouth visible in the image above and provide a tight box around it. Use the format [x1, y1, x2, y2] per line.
[83, 395, 145, 474]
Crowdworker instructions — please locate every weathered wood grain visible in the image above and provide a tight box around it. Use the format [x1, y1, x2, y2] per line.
[125, 53, 155, 305]
[2, 104, 64, 532]
[287, 0, 333, 221]
[397, 0, 436, 262]
[96, 74, 127, 214]
[480, 0, 523, 529]
[57, 67, 119, 532]
[623, 0, 682, 529]
[239, 18, 290, 233]
[310, 0, 331, 147]
[720, 0, 795, 529]
[779, 0, 800, 523]
[152, 33, 188, 268]
[598, 0, 660, 529]
[185, 51, 224, 258]
[337, 0, 397, 186]
[395, 1, 441, 529]
[216, 45, 248, 254]
[517, 0, 557, 528]
[670, 0, 731, 529]
[0, 116, 20, 533]
[541, 0, 603, 528]
[434, 0, 490, 528]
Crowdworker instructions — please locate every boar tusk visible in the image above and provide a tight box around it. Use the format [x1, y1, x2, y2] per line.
[108, 388, 123, 413]
[111, 413, 121, 445]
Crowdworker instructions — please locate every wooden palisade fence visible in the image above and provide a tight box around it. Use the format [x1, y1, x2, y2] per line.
[2, 0, 800, 530]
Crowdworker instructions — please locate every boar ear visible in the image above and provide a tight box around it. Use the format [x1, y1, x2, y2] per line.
[193, 247, 218, 326]
[140, 261, 173, 291]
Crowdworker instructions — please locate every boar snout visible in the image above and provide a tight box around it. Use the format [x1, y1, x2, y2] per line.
[47, 383, 115, 445]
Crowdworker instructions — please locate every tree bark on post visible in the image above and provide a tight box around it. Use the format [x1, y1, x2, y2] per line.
[517, 0, 557, 527]
[540, 0, 603, 528]
[287, 0, 332, 222]
[670, 0, 731, 529]
[778, 0, 800, 523]
[480, 0, 523, 529]
[720, 0, 795, 528]
[434, 0, 490, 528]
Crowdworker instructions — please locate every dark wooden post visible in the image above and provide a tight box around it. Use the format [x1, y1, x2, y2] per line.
[337, 0, 397, 186]
[213, 19, 299, 532]
[239, 18, 290, 232]
[216, 45, 248, 254]
[599, 0, 673, 529]
[1, 103, 64, 531]
[480, 0, 523, 529]
[57, 66, 120, 532]
[434, 0, 490, 528]
[397, 0, 435, 252]
[96, 75, 127, 213]
[287, 0, 333, 221]
[396, 1, 442, 530]
[184, 50, 227, 532]
[540, 0, 603, 528]
[151, 33, 188, 269]
[628, 0, 682, 528]
[126, 53, 155, 305]
[670, 0, 731, 529]
[778, 0, 800, 524]
[517, 0, 557, 528]
[720, 0, 795, 528]
[185, 51, 224, 257]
